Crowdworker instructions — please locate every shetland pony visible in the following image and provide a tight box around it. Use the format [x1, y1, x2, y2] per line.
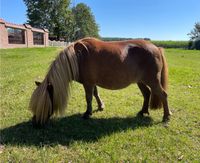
[29, 37, 171, 127]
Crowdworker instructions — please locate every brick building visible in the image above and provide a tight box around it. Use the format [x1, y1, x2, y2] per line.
[0, 19, 49, 48]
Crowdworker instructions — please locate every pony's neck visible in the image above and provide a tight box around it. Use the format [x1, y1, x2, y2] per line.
[48, 45, 79, 83]
[42, 45, 79, 115]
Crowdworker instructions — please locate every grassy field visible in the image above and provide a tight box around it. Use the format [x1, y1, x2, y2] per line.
[0, 47, 200, 162]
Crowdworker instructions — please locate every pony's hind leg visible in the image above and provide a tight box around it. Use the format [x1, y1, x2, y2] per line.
[137, 82, 151, 116]
[151, 83, 172, 122]
[83, 84, 94, 119]
[94, 86, 104, 111]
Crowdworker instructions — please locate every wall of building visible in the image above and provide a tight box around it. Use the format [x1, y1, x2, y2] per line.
[0, 19, 49, 49]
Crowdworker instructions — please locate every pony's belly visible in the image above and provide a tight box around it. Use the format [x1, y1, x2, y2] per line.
[97, 82, 132, 90]
[93, 65, 140, 90]
[96, 75, 136, 90]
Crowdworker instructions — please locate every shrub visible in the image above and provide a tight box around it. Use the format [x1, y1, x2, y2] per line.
[188, 37, 200, 50]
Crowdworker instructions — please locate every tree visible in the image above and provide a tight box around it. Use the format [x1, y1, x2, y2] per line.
[188, 22, 200, 50]
[24, 0, 100, 41]
[188, 22, 200, 40]
[72, 3, 99, 40]
[24, 0, 74, 40]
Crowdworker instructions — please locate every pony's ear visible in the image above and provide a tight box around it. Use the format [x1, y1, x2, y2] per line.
[35, 81, 41, 86]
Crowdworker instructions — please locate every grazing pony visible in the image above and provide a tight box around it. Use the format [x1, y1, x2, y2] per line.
[29, 37, 171, 127]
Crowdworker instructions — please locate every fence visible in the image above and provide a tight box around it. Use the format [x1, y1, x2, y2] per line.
[49, 40, 69, 47]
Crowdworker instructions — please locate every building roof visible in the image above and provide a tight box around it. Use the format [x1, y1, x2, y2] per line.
[0, 18, 48, 33]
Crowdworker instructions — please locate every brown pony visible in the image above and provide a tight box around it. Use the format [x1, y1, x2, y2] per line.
[29, 37, 171, 127]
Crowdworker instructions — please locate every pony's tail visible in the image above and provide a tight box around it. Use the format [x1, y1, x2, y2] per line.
[150, 47, 168, 109]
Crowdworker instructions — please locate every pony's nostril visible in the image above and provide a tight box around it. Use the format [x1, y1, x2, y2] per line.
[32, 115, 42, 128]
[32, 115, 38, 128]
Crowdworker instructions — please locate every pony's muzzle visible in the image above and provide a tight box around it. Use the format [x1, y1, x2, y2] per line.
[32, 115, 48, 128]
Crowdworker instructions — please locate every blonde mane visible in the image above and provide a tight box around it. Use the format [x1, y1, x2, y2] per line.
[29, 43, 79, 124]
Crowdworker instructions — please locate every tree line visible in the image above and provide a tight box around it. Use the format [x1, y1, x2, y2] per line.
[104, 22, 200, 50]
[188, 22, 200, 50]
[23, 0, 99, 42]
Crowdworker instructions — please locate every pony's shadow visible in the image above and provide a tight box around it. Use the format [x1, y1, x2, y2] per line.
[0, 113, 153, 147]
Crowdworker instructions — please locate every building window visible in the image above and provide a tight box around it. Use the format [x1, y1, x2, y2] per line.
[33, 32, 44, 45]
[7, 27, 25, 44]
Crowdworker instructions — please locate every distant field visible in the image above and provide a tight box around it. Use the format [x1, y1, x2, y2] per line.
[102, 37, 189, 49]
[152, 40, 189, 49]
[0, 47, 200, 162]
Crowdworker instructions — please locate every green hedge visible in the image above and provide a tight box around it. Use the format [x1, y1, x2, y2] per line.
[102, 38, 189, 49]
[152, 40, 200, 50]
[151, 40, 189, 49]
[188, 38, 200, 50]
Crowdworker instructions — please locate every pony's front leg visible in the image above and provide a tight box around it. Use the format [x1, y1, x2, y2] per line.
[83, 84, 94, 119]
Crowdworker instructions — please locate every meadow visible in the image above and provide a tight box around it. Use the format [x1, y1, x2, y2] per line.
[0, 47, 200, 162]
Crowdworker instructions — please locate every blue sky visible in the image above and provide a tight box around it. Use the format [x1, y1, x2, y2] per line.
[0, 0, 199, 40]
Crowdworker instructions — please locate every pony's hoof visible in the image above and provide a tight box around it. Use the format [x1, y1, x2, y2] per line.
[162, 111, 172, 122]
[162, 115, 171, 122]
[82, 112, 91, 119]
[97, 107, 104, 112]
[137, 110, 149, 117]
[98, 103, 105, 111]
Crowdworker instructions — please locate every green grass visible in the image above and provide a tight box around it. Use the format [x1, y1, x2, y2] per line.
[0, 47, 200, 162]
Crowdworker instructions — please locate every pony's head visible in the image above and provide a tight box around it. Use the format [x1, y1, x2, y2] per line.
[30, 79, 54, 127]
[29, 41, 85, 127]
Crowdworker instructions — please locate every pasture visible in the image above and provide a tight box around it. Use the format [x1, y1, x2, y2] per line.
[0, 47, 200, 162]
